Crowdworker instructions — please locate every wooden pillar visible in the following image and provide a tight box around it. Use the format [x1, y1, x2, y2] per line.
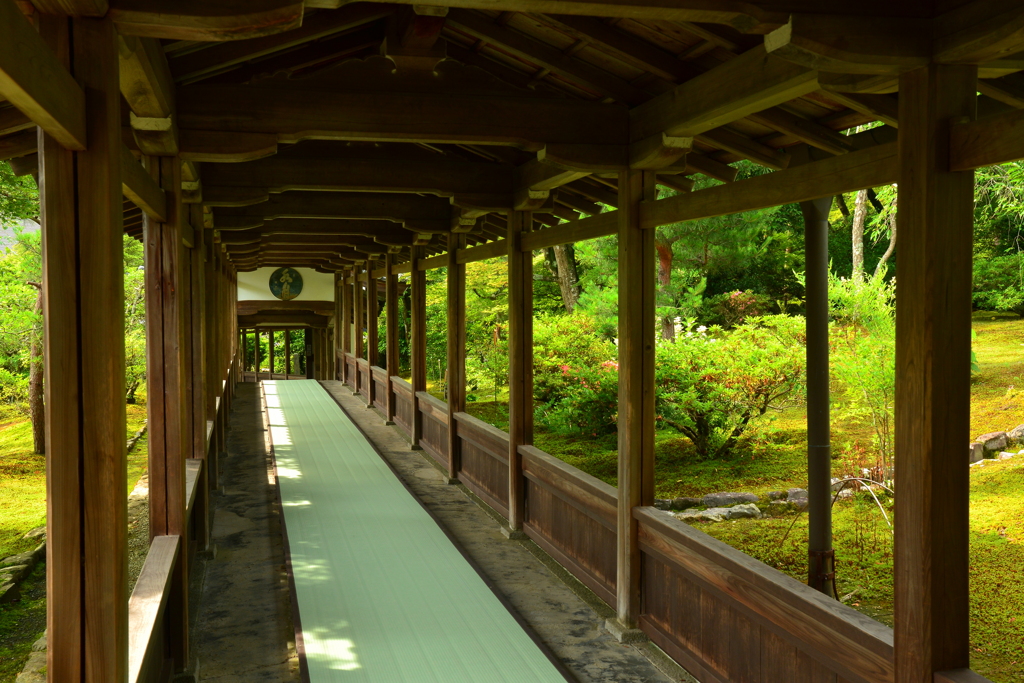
[894, 63, 976, 683]
[188, 208, 209, 549]
[801, 197, 834, 596]
[39, 15, 127, 681]
[366, 263, 379, 406]
[410, 247, 427, 448]
[507, 212, 533, 534]
[335, 276, 343, 381]
[341, 271, 352, 384]
[143, 152, 190, 668]
[613, 170, 656, 635]
[353, 270, 363, 394]
[269, 329, 276, 379]
[446, 235, 467, 479]
[304, 328, 314, 379]
[385, 254, 399, 424]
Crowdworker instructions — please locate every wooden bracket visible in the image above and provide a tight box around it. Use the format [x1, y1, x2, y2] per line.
[629, 133, 692, 169]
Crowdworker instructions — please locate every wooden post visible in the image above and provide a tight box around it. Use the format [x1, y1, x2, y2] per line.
[143, 152, 190, 669]
[612, 169, 656, 637]
[353, 269, 364, 394]
[188, 206, 209, 549]
[410, 247, 427, 449]
[287, 328, 293, 377]
[269, 329, 276, 379]
[507, 212, 533, 535]
[446, 235, 467, 480]
[39, 15, 127, 681]
[385, 254, 399, 424]
[801, 197, 834, 596]
[334, 276, 343, 381]
[304, 328, 314, 379]
[341, 271, 352, 385]
[366, 263, 378, 407]
[894, 63, 976, 683]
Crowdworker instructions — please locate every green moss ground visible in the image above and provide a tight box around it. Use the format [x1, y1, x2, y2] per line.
[0, 563, 45, 683]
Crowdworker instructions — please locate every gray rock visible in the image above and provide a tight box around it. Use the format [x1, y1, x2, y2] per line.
[1008, 424, 1024, 445]
[671, 497, 701, 510]
[724, 503, 763, 520]
[765, 490, 787, 501]
[977, 431, 1008, 456]
[702, 491, 758, 507]
[31, 631, 46, 652]
[0, 581, 20, 604]
[787, 488, 809, 510]
[1, 552, 33, 568]
[22, 526, 45, 540]
[768, 500, 793, 513]
[0, 565, 29, 582]
[969, 443, 984, 464]
[675, 504, 762, 522]
[653, 499, 672, 510]
[999, 451, 1017, 460]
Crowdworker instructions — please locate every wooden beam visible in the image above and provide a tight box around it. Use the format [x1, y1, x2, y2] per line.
[448, 9, 647, 104]
[821, 91, 899, 128]
[764, 14, 928, 74]
[237, 312, 330, 326]
[630, 45, 817, 142]
[169, 3, 392, 82]
[108, 0, 303, 42]
[0, 105, 33, 136]
[0, 129, 37, 161]
[521, 211, 617, 251]
[121, 143, 167, 221]
[614, 169, 656, 635]
[213, 192, 453, 232]
[748, 107, 855, 156]
[202, 154, 512, 196]
[698, 127, 790, 169]
[118, 35, 178, 155]
[516, 157, 590, 192]
[306, 0, 789, 31]
[409, 246, 426, 448]
[629, 133, 691, 170]
[641, 140, 898, 229]
[934, 0, 1024, 64]
[179, 129, 278, 162]
[0, 0, 86, 150]
[894, 63, 976, 682]
[176, 83, 629, 149]
[950, 106, 1024, 170]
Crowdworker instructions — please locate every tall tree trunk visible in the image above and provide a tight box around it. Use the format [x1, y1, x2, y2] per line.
[656, 240, 676, 340]
[852, 188, 869, 281]
[552, 244, 581, 313]
[874, 215, 897, 279]
[28, 285, 44, 454]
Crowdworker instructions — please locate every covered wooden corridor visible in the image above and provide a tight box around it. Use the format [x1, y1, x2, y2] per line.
[2, 0, 1021, 681]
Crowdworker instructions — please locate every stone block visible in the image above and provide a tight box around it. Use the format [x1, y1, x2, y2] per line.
[977, 431, 1008, 457]
[701, 491, 758, 507]
[1008, 424, 1024, 446]
[969, 443, 984, 463]
[671, 497, 701, 510]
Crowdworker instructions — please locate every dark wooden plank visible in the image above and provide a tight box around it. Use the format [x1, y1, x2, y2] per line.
[365, 265, 378, 406]
[38, 15, 82, 680]
[410, 246, 427, 448]
[894, 64, 976, 681]
[507, 210, 533, 533]
[127, 535, 180, 683]
[385, 254, 399, 423]
[353, 271, 363, 391]
[447, 234, 466, 478]
[73, 17, 129, 681]
[614, 170, 656, 631]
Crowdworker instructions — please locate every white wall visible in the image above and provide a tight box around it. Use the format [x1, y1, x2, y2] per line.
[237, 267, 335, 302]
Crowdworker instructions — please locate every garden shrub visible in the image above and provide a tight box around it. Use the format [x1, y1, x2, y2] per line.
[703, 289, 772, 328]
[655, 315, 807, 459]
[973, 254, 1024, 315]
[533, 313, 617, 405]
[540, 358, 620, 436]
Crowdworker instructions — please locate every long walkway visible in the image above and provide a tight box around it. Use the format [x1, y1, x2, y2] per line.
[264, 380, 568, 683]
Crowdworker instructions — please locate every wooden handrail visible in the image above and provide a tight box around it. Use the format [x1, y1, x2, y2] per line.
[128, 535, 180, 683]
[185, 459, 203, 517]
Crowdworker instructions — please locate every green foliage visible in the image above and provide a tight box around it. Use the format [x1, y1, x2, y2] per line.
[702, 289, 772, 328]
[655, 315, 806, 459]
[0, 162, 38, 225]
[829, 273, 896, 477]
[973, 254, 1024, 315]
[123, 236, 147, 402]
[532, 313, 616, 404]
[0, 233, 41, 419]
[541, 359, 620, 436]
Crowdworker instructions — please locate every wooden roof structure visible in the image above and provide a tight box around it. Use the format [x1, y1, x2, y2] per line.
[3, 1, 1022, 682]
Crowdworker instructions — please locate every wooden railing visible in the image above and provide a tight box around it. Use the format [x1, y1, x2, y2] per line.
[357, 358, 370, 402]
[344, 352, 357, 390]
[452, 411, 510, 518]
[392, 377, 414, 436]
[635, 507, 894, 683]
[129, 353, 237, 682]
[416, 391, 449, 468]
[371, 366, 388, 413]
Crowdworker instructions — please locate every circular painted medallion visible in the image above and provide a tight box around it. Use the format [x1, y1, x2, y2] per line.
[269, 267, 303, 301]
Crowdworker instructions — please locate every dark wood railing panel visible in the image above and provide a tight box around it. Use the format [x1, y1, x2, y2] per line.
[345, 354, 357, 390]
[371, 366, 388, 413]
[392, 376, 413, 438]
[635, 508, 893, 683]
[416, 391, 449, 468]
[128, 535, 180, 683]
[453, 411, 509, 517]
[520, 445, 616, 605]
[358, 360, 370, 402]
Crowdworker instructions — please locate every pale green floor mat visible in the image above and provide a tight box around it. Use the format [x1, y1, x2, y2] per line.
[264, 380, 568, 683]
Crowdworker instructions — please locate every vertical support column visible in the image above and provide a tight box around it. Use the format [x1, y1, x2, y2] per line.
[507, 212, 533, 536]
[801, 197, 834, 596]
[335, 274, 343, 381]
[285, 329, 292, 377]
[188, 207, 209, 549]
[894, 63, 976, 683]
[612, 170, 656, 637]
[341, 270, 352, 385]
[410, 247, 427, 449]
[366, 263, 379, 407]
[385, 255, 400, 425]
[353, 268, 364, 395]
[304, 328, 314, 379]
[446, 235, 467, 480]
[40, 15, 127, 681]
[143, 153, 189, 667]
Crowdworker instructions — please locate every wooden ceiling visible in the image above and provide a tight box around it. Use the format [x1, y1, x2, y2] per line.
[3, 0, 1024, 273]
